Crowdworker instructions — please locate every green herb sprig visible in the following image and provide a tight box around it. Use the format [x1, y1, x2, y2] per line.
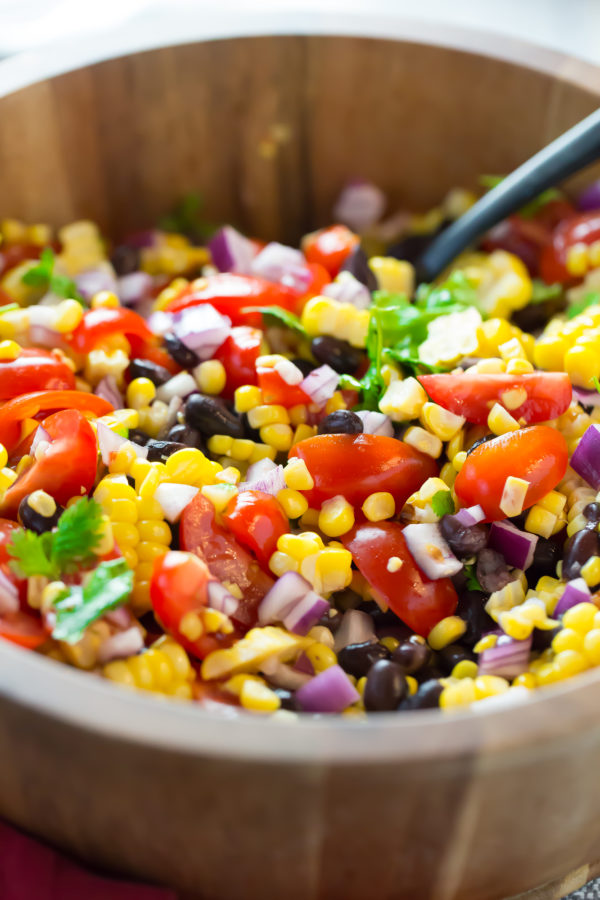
[21, 247, 84, 304]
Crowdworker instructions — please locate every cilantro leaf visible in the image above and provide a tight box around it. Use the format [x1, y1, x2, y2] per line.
[7, 530, 58, 579]
[529, 280, 563, 305]
[567, 290, 600, 320]
[21, 247, 84, 303]
[257, 306, 307, 337]
[52, 558, 134, 644]
[432, 490, 455, 518]
[159, 192, 216, 240]
[464, 563, 483, 592]
[593, 376, 600, 394]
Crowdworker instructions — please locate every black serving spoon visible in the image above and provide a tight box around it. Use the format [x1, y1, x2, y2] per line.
[417, 106, 600, 282]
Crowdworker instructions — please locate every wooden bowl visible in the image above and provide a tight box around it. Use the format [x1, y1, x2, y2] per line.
[2, 23, 600, 900]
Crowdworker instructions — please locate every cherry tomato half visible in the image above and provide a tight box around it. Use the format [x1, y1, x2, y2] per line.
[302, 225, 359, 277]
[213, 326, 262, 399]
[289, 433, 438, 508]
[222, 490, 289, 570]
[454, 425, 568, 521]
[343, 522, 458, 636]
[417, 372, 572, 425]
[180, 493, 274, 626]
[0, 390, 113, 454]
[0, 349, 75, 401]
[256, 364, 311, 408]
[0, 519, 46, 649]
[540, 210, 600, 284]
[67, 307, 155, 354]
[165, 273, 299, 326]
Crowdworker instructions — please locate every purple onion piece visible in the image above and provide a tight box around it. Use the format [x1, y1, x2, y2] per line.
[124, 229, 159, 249]
[206, 581, 240, 618]
[334, 609, 376, 653]
[554, 578, 592, 617]
[30, 425, 51, 455]
[0, 569, 19, 615]
[251, 242, 312, 293]
[488, 521, 538, 571]
[570, 424, 600, 489]
[172, 304, 231, 357]
[301, 365, 339, 406]
[97, 627, 144, 664]
[478, 635, 532, 680]
[244, 458, 277, 483]
[96, 422, 148, 466]
[117, 271, 153, 306]
[75, 265, 118, 301]
[296, 664, 360, 713]
[208, 226, 256, 273]
[238, 464, 285, 497]
[573, 387, 600, 409]
[283, 593, 329, 636]
[402, 523, 462, 579]
[156, 372, 198, 403]
[154, 483, 199, 523]
[355, 410, 394, 437]
[332, 180, 386, 231]
[147, 310, 174, 336]
[322, 273, 371, 310]
[577, 180, 600, 212]
[258, 571, 314, 626]
[95, 375, 124, 410]
[454, 505, 486, 527]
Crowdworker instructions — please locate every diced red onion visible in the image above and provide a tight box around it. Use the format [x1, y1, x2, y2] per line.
[75, 265, 118, 301]
[154, 482, 199, 523]
[300, 365, 339, 406]
[454, 505, 486, 526]
[572, 387, 600, 409]
[488, 521, 538, 571]
[323, 272, 371, 309]
[163, 396, 183, 433]
[332, 179, 386, 231]
[244, 458, 277, 482]
[30, 425, 51, 455]
[207, 581, 240, 618]
[294, 652, 315, 676]
[251, 242, 312, 293]
[97, 627, 144, 664]
[259, 657, 311, 690]
[258, 571, 328, 635]
[296, 664, 360, 713]
[355, 410, 394, 437]
[28, 324, 67, 350]
[570, 424, 600, 489]
[172, 304, 231, 358]
[577, 180, 600, 212]
[156, 372, 198, 403]
[334, 609, 376, 652]
[147, 310, 174, 336]
[117, 271, 153, 306]
[126, 229, 159, 249]
[273, 358, 304, 386]
[0, 569, 19, 615]
[402, 523, 462, 579]
[96, 421, 148, 466]
[478, 634, 532, 680]
[105, 606, 133, 628]
[554, 578, 592, 617]
[238, 464, 285, 497]
[208, 226, 256, 274]
[95, 375, 124, 410]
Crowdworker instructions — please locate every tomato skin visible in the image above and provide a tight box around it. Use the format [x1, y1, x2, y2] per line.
[0, 243, 42, 277]
[180, 493, 274, 626]
[540, 211, 600, 284]
[0, 612, 47, 649]
[454, 425, 568, 521]
[140, 342, 180, 376]
[343, 522, 458, 636]
[0, 349, 75, 401]
[0, 409, 98, 517]
[299, 262, 331, 303]
[0, 390, 113, 454]
[302, 225, 359, 277]
[68, 308, 154, 354]
[256, 365, 311, 407]
[214, 326, 262, 399]
[222, 490, 289, 569]
[165, 273, 299, 326]
[289, 434, 438, 508]
[418, 372, 572, 425]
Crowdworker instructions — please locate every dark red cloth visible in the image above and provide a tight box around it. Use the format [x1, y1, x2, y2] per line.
[0, 820, 177, 900]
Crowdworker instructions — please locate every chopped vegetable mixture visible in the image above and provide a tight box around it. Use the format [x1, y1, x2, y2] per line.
[2, 177, 600, 716]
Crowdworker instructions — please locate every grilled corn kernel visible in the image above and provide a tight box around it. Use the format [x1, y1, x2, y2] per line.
[284, 458, 314, 491]
[126, 378, 156, 410]
[234, 385, 262, 413]
[488, 403, 520, 435]
[318, 495, 355, 537]
[525, 505, 558, 539]
[277, 488, 308, 519]
[362, 491, 395, 522]
[427, 616, 467, 650]
[369, 257, 415, 295]
[379, 377, 427, 421]
[420, 403, 465, 441]
[403, 426, 443, 459]
[259, 424, 293, 452]
[194, 360, 226, 395]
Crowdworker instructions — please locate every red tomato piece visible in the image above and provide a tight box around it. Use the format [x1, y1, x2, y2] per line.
[343, 522, 457, 636]
[289, 433, 438, 508]
[256, 365, 311, 407]
[67, 307, 155, 354]
[302, 225, 359, 277]
[0, 390, 113, 454]
[222, 490, 289, 569]
[0, 349, 75, 401]
[180, 493, 274, 626]
[165, 273, 299, 326]
[417, 372, 572, 425]
[139, 342, 180, 376]
[298, 261, 331, 304]
[150, 551, 233, 659]
[0, 243, 42, 277]
[0, 409, 99, 517]
[540, 210, 600, 284]
[0, 611, 48, 649]
[214, 326, 262, 399]
[454, 425, 568, 521]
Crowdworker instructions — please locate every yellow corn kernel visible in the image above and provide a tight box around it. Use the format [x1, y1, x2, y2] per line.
[446, 430, 464, 461]
[239, 678, 281, 713]
[268, 550, 299, 576]
[325, 392, 346, 415]
[284, 458, 314, 491]
[201, 626, 311, 680]
[91, 289, 120, 309]
[566, 514, 587, 538]
[194, 360, 226, 395]
[226, 439, 253, 462]
[248, 443, 277, 463]
[291, 424, 316, 446]
[533, 335, 567, 371]
[0, 340, 20, 361]
[234, 385, 262, 413]
[318, 495, 355, 537]
[427, 616, 467, 650]
[500, 475, 529, 517]
[278, 532, 324, 560]
[126, 377, 156, 410]
[137, 520, 171, 544]
[553, 648, 588, 678]
[403, 426, 442, 459]
[137, 541, 168, 563]
[0, 467, 17, 492]
[564, 345, 599, 389]
[104, 497, 138, 524]
[362, 491, 395, 522]
[138, 466, 163, 499]
[0, 444, 7, 470]
[488, 403, 519, 435]
[53, 299, 84, 333]
[472, 357, 506, 374]
[247, 405, 290, 429]
[452, 451, 467, 472]
[512, 672, 536, 689]
[94, 476, 136, 503]
[440, 678, 477, 710]
[538, 491, 567, 516]
[440, 462, 457, 487]
[505, 358, 535, 375]
[583, 628, 600, 665]
[420, 402, 465, 441]
[566, 242, 589, 277]
[314, 547, 353, 593]
[474, 675, 510, 700]
[277, 488, 308, 519]
[380, 636, 400, 653]
[289, 404, 308, 426]
[563, 602, 598, 634]
[299, 508, 320, 529]
[369, 257, 415, 295]
[103, 660, 137, 689]
[305, 642, 337, 673]
[379, 377, 427, 421]
[452, 659, 478, 680]
[473, 634, 498, 653]
[111, 521, 139, 548]
[201, 483, 238, 513]
[580, 556, 600, 588]
[207, 434, 234, 456]
[552, 627, 583, 654]
[216, 466, 241, 485]
[260, 424, 293, 452]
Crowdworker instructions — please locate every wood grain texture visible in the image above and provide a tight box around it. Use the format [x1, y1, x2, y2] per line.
[1, 34, 600, 900]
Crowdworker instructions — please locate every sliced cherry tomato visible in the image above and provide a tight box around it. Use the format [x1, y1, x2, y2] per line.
[0, 390, 113, 454]
[0, 611, 48, 649]
[150, 551, 234, 659]
[302, 225, 359, 277]
[0, 408, 98, 517]
[417, 372, 572, 425]
[540, 210, 600, 284]
[298, 261, 331, 303]
[0, 349, 75, 401]
[0, 243, 42, 277]
[180, 493, 274, 626]
[214, 326, 262, 399]
[139, 342, 180, 376]
[289, 434, 438, 508]
[67, 308, 155, 354]
[0, 519, 20, 565]
[165, 273, 299, 326]
[481, 216, 551, 275]
[256, 364, 311, 407]
[222, 490, 289, 569]
[454, 425, 568, 521]
[343, 522, 457, 636]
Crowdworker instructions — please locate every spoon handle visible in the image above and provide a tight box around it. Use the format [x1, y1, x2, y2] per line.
[418, 106, 600, 282]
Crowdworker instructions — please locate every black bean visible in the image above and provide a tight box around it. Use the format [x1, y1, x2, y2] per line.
[400, 679, 443, 710]
[438, 643, 475, 673]
[456, 590, 495, 647]
[584, 502, 600, 528]
[18, 494, 63, 535]
[273, 688, 301, 712]
[311, 335, 365, 375]
[391, 636, 431, 674]
[163, 333, 200, 369]
[240, 412, 261, 442]
[416, 665, 445, 684]
[531, 625, 561, 652]
[317, 410, 363, 436]
[317, 609, 342, 633]
[111, 244, 140, 276]
[563, 529, 600, 581]
[337, 641, 390, 679]
[185, 393, 245, 439]
[126, 475, 137, 489]
[167, 423, 204, 449]
[290, 358, 315, 378]
[364, 660, 407, 712]
[440, 515, 487, 558]
[340, 245, 378, 291]
[128, 358, 173, 386]
[526, 537, 562, 584]
[128, 428, 151, 446]
[146, 439, 188, 462]
[335, 588, 364, 611]
[465, 433, 495, 456]
[512, 296, 565, 333]
[476, 548, 512, 593]
[168, 521, 180, 551]
[389, 221, 450, 266]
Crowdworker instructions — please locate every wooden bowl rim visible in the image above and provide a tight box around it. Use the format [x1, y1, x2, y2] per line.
[1, 24, 600, 762]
